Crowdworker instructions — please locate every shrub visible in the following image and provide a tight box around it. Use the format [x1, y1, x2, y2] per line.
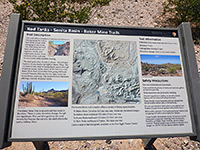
[47, 92, 54, 97]
[163, 0, 200, 41]
[62, 91, 68, 102]
[143, 63, 150, 71]
[8, 0, 111, 23]
[54, 92, 64, 100]
[163, 0, 200, 25]
[177, 65, 182, 70]
[167, 65, 177, 74]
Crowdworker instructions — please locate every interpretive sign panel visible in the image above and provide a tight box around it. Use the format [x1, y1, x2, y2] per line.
[6, 21, 196, 141]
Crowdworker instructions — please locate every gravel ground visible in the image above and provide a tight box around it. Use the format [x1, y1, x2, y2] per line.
[0, 0, 200, 149]
[0, 0, 12, 75]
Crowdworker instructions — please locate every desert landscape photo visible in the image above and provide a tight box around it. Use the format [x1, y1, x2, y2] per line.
[141, 54, 182, 77]
[48, 41, 70, 56]
[18, 81, 69, 107]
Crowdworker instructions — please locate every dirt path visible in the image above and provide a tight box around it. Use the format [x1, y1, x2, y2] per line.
[18, 95, 67, 107]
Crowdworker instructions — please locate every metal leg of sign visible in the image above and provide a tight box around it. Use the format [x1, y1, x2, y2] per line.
[33, 141, 50, 150]
[143, 138, 157, 150]
[190, 136, 197, 141]
[2, 142, 12, 149]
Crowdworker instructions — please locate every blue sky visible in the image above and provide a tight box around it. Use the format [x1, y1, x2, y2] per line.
[51, 41, 65, 45]
[140, 55, 181, 65]
[20, 81, 69, 92]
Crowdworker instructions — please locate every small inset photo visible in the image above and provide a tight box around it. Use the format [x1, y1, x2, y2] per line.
[18, 81, 69, 107]
[141, 54, 182, 77]
[48, 41, 70, 56]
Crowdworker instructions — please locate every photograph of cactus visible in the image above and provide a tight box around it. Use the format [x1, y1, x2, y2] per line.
[48, 41, 70, 56]
[141, 55, 182, 77]
[18, 81, 69, 107]
[72, 39, 140, 104]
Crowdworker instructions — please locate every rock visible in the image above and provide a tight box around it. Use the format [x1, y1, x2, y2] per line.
[184, 140, 189, 145]
[153, 22, 158, 26]
[105, 140, 112, 144]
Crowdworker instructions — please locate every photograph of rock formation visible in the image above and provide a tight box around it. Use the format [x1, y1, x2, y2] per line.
[48, 41, 70, 56]
[18, 81, 69, 107]
[141, 55, 182, 77]
[72, 40, 140, 104]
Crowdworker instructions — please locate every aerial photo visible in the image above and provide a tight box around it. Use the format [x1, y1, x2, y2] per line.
[72, 39, 140, 104]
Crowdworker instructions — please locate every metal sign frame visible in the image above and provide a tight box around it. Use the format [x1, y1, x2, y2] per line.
[0, 14, 200, 149]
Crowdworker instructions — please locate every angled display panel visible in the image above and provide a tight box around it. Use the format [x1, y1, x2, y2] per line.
[8, 21, 196, 141]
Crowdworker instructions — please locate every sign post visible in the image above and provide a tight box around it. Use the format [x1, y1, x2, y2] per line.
[0, 14, 21, 149]
[0, 14, 200, 149]
[178, 23, 200, 142]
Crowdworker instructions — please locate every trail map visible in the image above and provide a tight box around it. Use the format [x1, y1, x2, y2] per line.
[72, 40, 140, 104]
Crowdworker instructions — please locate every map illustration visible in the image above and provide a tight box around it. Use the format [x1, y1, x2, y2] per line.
[72, 40, 140, 104]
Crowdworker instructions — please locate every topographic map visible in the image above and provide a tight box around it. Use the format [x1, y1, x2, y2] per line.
[72, 40, 140, 104]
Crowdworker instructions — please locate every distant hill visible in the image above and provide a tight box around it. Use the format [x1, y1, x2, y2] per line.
[141, 62, 182, 76]
[43, 88, 68, 93]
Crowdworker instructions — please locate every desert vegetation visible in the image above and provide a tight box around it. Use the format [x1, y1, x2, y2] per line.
[162, 0, 200, 42]
[5, 0, 200, 42]
[8, 0, 111, 23]
[141, 62, 182, 76]
[19, 82, 68, 107]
